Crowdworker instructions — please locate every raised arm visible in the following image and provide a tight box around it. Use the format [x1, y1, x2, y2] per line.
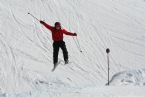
[62, 29, 77, 36]
[40, 20, 53, 31]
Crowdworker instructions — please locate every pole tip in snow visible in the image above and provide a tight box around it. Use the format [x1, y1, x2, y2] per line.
[106, 48, 110, 54]
[28, 12, 30, 14]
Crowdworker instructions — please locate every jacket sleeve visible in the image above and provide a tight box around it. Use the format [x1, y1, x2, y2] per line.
[40, 22, 53, 31]
[62, 29, 74, 36]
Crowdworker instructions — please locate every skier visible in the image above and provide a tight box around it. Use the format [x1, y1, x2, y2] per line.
[40, 20, 77, 71]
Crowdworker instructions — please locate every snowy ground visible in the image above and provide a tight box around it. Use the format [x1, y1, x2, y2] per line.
[0, 0, 145, 96]
[1, 86, 145, 97]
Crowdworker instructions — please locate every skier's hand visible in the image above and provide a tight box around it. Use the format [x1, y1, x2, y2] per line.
[40, 20, 45, 24]
[73, 33, 77, 36]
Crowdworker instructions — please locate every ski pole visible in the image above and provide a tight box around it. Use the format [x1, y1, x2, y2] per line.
[106, 48, 110, 86]
[73, 36, 82, 53]
[28, 12, 39, 21]
[76, 37, 83, 52]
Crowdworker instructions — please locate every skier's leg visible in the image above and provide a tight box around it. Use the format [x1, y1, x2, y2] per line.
[60, 41, 68, 63]
[53, 42, 59, 66]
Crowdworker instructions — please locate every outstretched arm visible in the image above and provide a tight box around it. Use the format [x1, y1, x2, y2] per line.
[63, 29, 77, 36]
[40, 20, 53, 31]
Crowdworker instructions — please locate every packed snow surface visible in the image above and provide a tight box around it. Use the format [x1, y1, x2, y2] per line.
[0, 0, 145, 96]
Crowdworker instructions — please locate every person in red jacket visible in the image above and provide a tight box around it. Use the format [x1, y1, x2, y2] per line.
[40, 21, 77, 71]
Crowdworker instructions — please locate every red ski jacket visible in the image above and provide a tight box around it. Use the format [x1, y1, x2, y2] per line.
[40, 21, 75, 42]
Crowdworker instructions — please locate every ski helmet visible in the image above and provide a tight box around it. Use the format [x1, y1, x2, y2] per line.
[55, 22, 61, 27]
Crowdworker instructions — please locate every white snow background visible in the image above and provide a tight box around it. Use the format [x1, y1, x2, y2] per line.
[0, 0, 145, 96]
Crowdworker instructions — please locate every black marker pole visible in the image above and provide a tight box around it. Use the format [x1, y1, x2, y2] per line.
[106, 48, 110, 86]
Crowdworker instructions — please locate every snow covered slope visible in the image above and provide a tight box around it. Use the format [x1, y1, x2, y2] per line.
[110, 69, 145, 86]
[0, 0, 145, 96]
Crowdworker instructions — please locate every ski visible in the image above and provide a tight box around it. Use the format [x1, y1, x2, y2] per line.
[51, 61, 62, 72]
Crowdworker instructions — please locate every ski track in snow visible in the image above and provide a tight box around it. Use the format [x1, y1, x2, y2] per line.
[0, 0, 145, 96]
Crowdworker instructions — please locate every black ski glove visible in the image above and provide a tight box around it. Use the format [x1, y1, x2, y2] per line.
[40, 20, 45, 24]
[73, 33, 77, 36]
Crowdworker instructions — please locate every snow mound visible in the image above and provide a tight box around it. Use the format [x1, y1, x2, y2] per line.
[110, 69, 145, 86]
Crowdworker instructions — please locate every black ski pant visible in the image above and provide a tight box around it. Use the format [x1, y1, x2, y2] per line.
[53, 40, 68, 64]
